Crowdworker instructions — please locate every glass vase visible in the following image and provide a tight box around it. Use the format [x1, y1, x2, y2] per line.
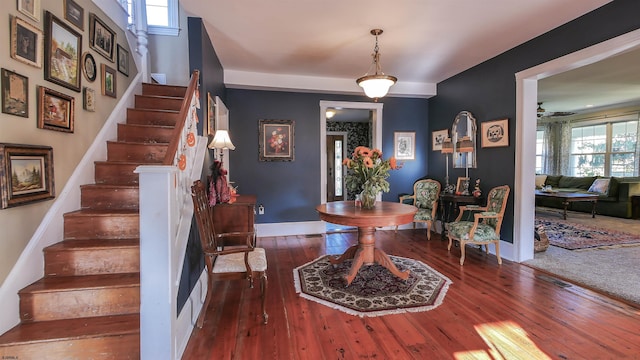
[360, 190, 377, 209]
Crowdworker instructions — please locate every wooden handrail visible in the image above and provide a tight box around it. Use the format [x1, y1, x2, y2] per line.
[163, 70, 200, 165]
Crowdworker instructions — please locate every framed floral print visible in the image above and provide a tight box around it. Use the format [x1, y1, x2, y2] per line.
[10, 15, 43, 68]
[83, 87, 95, 111]
[37, 86, 75, 133]
[101, 64, 117, 98]
[0, 143, 55, 209]
[1, 68, 29, 118]
[89, 13, 115, 62]
[44, 11, 82, 92]
[258, 119, 295, 161]
[394, 131, 415, 160]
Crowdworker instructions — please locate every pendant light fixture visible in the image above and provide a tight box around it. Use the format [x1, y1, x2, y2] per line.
[356, 29, 397, 100]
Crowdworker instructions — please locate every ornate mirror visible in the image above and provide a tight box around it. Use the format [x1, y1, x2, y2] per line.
[452, 111, 477, 169]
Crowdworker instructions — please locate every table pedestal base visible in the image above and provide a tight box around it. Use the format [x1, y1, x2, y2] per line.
[329, 227, 410, 286]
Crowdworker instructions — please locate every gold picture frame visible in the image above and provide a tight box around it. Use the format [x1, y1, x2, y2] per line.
[37, 86, 75, 133]
[17, 0, 41, 22]
[481, 118, 509, 148]
[10, 15, 43, 68]
[259, 119, 295, 162]
[0, 143, 55, 209]
[456, 177, 470, 195]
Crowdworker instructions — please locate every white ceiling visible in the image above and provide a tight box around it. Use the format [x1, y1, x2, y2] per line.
[179, 0, 640, 112]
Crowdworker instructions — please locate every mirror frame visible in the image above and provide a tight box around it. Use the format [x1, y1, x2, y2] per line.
[452, 111, 477, 169]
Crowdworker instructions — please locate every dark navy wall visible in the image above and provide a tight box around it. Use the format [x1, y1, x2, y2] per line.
[226, 89, 429, 224]
[429, 0, 640, 243]
[178, 17, 227, 312]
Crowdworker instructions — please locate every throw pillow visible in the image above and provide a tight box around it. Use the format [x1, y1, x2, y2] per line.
[588, 178, 610, 195]
[535, 175, 547, 189]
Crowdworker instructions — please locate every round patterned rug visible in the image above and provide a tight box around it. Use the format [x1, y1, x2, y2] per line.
[293, 255, 452, 317]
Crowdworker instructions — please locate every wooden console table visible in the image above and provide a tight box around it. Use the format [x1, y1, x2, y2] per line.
[439, 194, 484, 233]
[316, 201, 416, 286]
[212, 194, 256, 246]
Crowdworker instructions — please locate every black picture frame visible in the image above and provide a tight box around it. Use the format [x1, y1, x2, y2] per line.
[117, 44, 129, 76]
[1, 68, 29, 118]
[64, 0, 84, 30]
[0, 143, 55, 209]
[258, 119, 295, 161]
[82, 52, 96, 82]
[44, 11, 82, 92]
[89, 13, 115, 62]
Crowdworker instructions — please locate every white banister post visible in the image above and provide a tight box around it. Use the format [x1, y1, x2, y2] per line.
[135, 165, 178, 360]
[135, 0, 150, 82]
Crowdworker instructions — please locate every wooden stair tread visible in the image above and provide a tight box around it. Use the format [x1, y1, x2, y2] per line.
[127, 108, 179, 114]
[80, 184, 139, 190]
[45, 239, 139, 251]
[106, 140, 170, 145]
[20, 273, 139, 293]
[119, 123, 175, 130]
[0, 314, 139, 344]
[64, 209, 139, 216]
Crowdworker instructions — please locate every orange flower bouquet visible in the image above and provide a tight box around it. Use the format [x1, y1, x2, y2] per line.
[343, 146, 400, 208]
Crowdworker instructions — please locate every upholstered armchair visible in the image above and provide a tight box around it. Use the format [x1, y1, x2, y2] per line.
[446, 185, 510, 265]
[396, 179, 441, 240]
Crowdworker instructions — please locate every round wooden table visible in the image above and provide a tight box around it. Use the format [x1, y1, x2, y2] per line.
[316, 201, 417, 286]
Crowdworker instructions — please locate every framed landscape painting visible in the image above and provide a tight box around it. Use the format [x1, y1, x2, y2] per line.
[0, 143, 55, 209]
[44, 11, 82, 92]
[37, 86, 75, 133]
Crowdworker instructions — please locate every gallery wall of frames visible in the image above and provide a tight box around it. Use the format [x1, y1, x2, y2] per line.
[1, 0, 135, 209]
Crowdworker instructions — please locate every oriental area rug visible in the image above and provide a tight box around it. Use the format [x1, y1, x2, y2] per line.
[535, 218, 640, 250]
[293, 255, 452, 317]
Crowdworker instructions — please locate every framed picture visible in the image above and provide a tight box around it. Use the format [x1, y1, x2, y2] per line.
[17, 0, 41, 22]
[10, 15, 43, 68]
[456, 177, 470, 195]
[101, 64, 116, 98]
[82, 52, 96, 82]
[481, 118, 509, 148]
[1, 68, 29, 118]
[214, 96, 228, 129]
[259, 119, 295, 161]
[432, 129, 448, 151]
[394, 131, 415, 160]
[207, 92, 214, 135]
[0, 143, 55, 209]
[37, 86, 75, 133]
[89, 13, 115, 62]
[44, 11, 82, 92]
[83, 87, 95, 111]
[117, 44, 129, 76]
[64, 0, 84, 30]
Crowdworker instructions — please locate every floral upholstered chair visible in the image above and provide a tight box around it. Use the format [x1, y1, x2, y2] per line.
[396, 179, 441, 240]
[446, 185, 510, 265]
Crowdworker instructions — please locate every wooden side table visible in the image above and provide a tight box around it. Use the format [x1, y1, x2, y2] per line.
[632, 195, 640, 219]
[212, 194, 256, 246]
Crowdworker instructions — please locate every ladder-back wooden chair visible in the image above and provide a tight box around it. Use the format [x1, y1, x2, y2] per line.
[395, 179, 441, 240]
[190, 180, 268, 328]
[446, 185, 510, 265]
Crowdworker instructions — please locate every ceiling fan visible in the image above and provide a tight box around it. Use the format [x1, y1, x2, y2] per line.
[537, 102, 575, 118]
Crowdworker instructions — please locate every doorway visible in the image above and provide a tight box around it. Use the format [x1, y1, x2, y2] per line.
[319, 101, 383, 204]
[514, 28, 640, 262]
[326, 133, 347, 202]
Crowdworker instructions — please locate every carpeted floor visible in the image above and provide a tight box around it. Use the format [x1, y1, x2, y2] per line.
[535, 217, 640, 250]
[526, 208, 640, 305]
[293, 254, 452, 317]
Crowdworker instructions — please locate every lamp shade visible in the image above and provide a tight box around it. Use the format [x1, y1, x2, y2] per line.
[456, 136, 473, 153]
[441, 137, 453, 154]
[208, 130, 236, 150]
[357, 75, 397, 99]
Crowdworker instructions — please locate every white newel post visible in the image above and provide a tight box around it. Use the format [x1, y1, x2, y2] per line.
[136, 165, 178, 360]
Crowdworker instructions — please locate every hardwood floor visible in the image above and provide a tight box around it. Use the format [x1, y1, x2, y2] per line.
[181, 229, 640, 359]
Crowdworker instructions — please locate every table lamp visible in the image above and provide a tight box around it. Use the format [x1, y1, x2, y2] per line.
[208, 130, 235, 163]
[456, 136, 473, 195]
[440, 137, 453, 191]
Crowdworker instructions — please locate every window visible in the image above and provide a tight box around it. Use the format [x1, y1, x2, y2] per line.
[535, 129, 545, 174]
[124, 0, 180, 36]
[569, 119, 638, 177]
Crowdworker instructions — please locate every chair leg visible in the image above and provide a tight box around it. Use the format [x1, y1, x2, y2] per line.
[495, 241, 502, 265]
[394, 225, 398, 233]
[447, 234, 453, 251]
[459, 241, 466, 265]
[196, 270, 214, 329]
[260, 272, 268, 324]
[426, 221, 432, 241]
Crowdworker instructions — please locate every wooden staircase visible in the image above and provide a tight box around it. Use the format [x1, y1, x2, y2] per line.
[0, 83, 188, 359]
